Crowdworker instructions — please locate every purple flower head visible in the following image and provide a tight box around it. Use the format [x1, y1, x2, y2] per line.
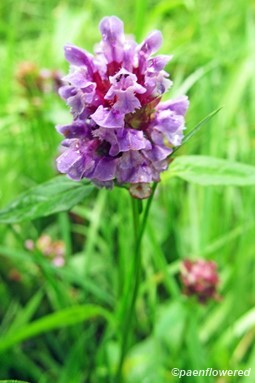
[56, 16, 189, 198]
[180, 259, 220, 303]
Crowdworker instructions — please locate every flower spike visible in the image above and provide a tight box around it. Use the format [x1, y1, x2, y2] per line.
[56, 16, 189, 197]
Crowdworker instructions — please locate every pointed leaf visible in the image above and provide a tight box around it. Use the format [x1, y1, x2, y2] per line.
[171, 107, 222, 155]
[0, 381, 31, 383]
[164, 155, 255, 186]
[0, 176, 94, 223]
[0, 304, 112, 353]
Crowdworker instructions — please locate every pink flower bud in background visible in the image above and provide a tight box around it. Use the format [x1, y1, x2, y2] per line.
[180, 259, 220, 303]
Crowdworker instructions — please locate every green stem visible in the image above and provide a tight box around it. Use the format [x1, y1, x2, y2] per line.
[132, 196, 140, 243]
[114, 183, 158, 383]
[137, 182, 157, 249]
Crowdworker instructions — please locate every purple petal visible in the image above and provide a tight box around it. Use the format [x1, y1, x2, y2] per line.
[58, 85, 76, 100]
[151, 158, 168, 172]
[157, 96, 189, 115]
[67, 92, 85, 118]
[93, 127, 151, 156]
[65, 89, 97, 118]
[125, 164, 155, 183]
[144, 72, 172, 97]
[56, 121, 90, 139]
[64, 45, 94, 77]
[150, 130, 164, 146]
[114, 91, 141, 113]
[99, 16, 124, 44]
[142, 144, 171, 162]
[63, 68, 94, 88]
[122, 37, 137, 71]
[152, 120, 184, 147]
[147, 55, 172, 72]
[99, 16, 124, 63]
[82, 83, 97, 104]
[60, 138, 76, 148]
[91, 106, 124, 128]
[92, 128, 118, 154]
[139, 31, 162, 56]
[105, 69, 146, 113]
[155, 110, 184, 133]
[92, 157, 117, 181]
[59, 86, 86, 118]
[116, 151, 155, 183]
[57, 149, 84, 180]
[168, 130, 184, 146]
[57, 138, 101, 180]
[107, 69, 145, 93]
[116, 128, 151, 153]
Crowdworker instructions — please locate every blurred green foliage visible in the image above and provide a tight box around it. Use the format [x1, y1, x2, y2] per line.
[0, 0, 255, 382]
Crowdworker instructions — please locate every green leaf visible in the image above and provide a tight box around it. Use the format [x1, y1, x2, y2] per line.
[154, 301, 187, 352]
[7, 290, 44, 332]
[0, 176, 94, 223]
[0, 304, 113, 353]
[164, 155, 255, 186]
[171, 107, 222, 155]
[125, 338, 165, 383]
[0, 381, 31, 383]
[219, 306, 255, 347]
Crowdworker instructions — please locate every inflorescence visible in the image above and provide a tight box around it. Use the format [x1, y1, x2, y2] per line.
[56, 16, 189, 198]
